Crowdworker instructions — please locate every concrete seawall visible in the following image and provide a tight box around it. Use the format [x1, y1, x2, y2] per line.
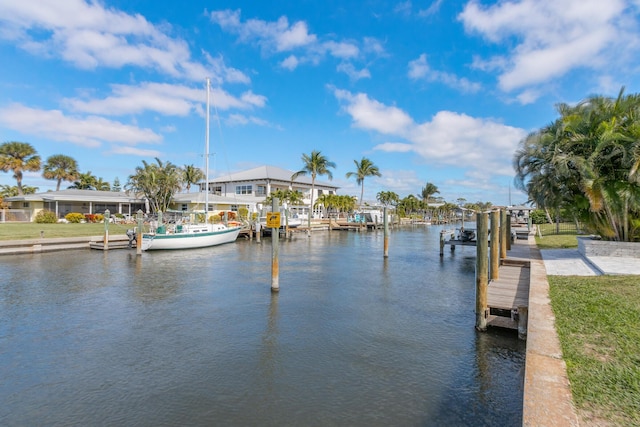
[0, 235, 130, 255]
[522, 237, 580, 426]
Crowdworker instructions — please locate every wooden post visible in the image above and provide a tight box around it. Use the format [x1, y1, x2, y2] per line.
[103, 209, 110, 250]
[476, 212, 488, 331]
[271, 198, 280, 293]
[506, 214, 512, 250]
[383, 207, 389, 258]
[136, 209, 143, 255]
[500, 209, 507, 259]
[490, 209, 499, 281]
[440, 230, 445, 256]
[255, 222, 261, 243]
[517, 306, 528, 340]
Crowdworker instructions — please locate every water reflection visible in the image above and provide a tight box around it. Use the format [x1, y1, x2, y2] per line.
[0, 226, 524, 426]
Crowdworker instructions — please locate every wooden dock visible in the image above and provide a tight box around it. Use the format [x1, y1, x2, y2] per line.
[486, 238, 532, 332]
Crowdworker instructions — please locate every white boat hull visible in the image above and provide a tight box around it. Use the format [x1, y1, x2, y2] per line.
[141, 224, 241, 251]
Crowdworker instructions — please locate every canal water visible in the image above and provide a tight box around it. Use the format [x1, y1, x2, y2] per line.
[0, 226, 525, 426]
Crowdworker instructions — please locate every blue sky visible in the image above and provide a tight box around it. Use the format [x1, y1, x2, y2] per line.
[1, 0, 639, 206]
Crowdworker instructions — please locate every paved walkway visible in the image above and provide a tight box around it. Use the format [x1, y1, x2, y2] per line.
[540, 248, 640, 275]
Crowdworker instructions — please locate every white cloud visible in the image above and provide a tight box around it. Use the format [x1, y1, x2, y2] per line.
[280, 55, 299, 70]
[63, 82, 266, 116]
[459, 0, 633, 91]
[0, 103, 162, 148]
[334, 89, 414, 135]
[0, 0, 234, 82]
[333, 89, 527, 179]
[109, 146, 163, 157]
[408, 54, 481, 93]
[337, 63, 371, 81]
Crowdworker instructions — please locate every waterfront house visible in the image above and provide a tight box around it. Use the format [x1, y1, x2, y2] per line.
[201, 165, 339, 217]
[2, 189, 146, 222]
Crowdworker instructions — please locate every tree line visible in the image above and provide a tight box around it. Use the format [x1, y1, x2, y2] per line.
[514, 88, 640, 242]
[1, 141, 490, 219]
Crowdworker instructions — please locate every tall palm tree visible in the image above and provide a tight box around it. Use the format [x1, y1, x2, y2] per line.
[291, 150, 336, 228]
[42, 154, 79, 191]
[376, 190, 399, 207]
[346, 157, 381, 207]
[0, 141, 41, 195]
[183, 164, 205, 193]
[418, 182, 439, 207]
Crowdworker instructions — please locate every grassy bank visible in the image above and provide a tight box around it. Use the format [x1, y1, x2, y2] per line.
[549, 275, 640, 425]
[0, 223, 132, 240]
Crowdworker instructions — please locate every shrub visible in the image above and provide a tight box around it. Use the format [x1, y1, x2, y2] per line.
[94, 214, 104, 223]
[65, 212, 85, 223]
[238, 207, 248, 220]
[530, 209, 547, 224]
[35, 210, 58, 224]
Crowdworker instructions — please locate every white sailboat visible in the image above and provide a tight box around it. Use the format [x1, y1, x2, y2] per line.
[141, 79, 241, 251]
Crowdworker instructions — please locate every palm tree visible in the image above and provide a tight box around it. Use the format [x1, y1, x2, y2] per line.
[345, 157, 381, 207]
[376, 190, 399, 207]
[418, 182, 439, 207]
[0, 141, 41, 195]
[291, 150, 336, 228]
[94, 177, 111, 191]
[68, 171, 98, 190]
[183, 164, 205, 193]
[42, 154, 79, 191]
[126, 158, 183, 213]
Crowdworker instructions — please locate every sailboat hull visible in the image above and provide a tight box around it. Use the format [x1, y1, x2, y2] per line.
[142, 225, 241, 251]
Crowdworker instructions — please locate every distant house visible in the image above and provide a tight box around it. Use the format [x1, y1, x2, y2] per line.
[202, 165, 339, 215]
[3, 189, 146, 222]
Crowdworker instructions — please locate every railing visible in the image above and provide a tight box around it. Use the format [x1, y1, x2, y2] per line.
[1, 209, 31, 222]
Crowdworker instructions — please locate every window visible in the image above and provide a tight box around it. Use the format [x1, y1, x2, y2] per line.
[22, 202, 30, 208]
[231, 205, 238, 212]
[317, 189, 324, 195]
[181, 204, 188, 211]
[236, 185, 252, 195]
[256, 185, 267, 196]
[210, 186, 222, 195]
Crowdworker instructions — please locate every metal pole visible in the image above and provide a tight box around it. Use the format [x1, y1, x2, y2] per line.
[271, 198, 280, 293]
[383, 207, 389, 258]
[475, 212, 488, 331]
[103, 209, 110, 250]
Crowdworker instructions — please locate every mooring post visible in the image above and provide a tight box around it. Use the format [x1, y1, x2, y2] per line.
[271, 198, 280, 293]
[475, 212, 489, 331]
[103, 209, 110, 250]
[383, 207, 389, 258]
[136, 209, 143, 255]
[506, 214, 512, 250]
[500, 209, 507, 258]
[439, 230, 445, 256]
[490, 209, 500, 281]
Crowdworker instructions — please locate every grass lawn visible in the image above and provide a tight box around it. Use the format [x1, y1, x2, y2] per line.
[534, 233, 578, 249]
[0, 222, 133, 240]
[549, 275, 640, 426]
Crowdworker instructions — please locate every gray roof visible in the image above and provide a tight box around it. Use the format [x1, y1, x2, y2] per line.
[5, 189, 144, 203]
[172, 192, 256, 205]
[210, 165, 338, 189]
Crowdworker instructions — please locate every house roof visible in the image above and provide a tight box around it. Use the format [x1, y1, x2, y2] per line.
[210, 165, 339, 189]
[5, 189, 144, 203]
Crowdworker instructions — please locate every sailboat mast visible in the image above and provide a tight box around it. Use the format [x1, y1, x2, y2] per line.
[205, 78, 210, 216]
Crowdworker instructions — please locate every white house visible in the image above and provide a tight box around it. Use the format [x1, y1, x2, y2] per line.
[201, 165, 339, 216]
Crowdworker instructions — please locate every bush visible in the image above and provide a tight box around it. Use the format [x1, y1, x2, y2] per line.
[530, 209, 547, 224]
[238, 207, 248, 220]
[65, 212, 85, 223]
[35, 210, 58, 224]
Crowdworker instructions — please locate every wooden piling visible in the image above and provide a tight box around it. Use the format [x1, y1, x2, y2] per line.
[136, 209, 143, 255]
[490, 210, 500, 281]
[506, 214, 511, 250]
[271, 198, 280, 293]
[103, 209, 110, 250]
[475, 212, 488, 331]
[383, 207, 389, 258]
[500, 209, 507, 258]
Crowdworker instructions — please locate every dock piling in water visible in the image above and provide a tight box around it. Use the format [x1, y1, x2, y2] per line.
[475, 212, 489, 331]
